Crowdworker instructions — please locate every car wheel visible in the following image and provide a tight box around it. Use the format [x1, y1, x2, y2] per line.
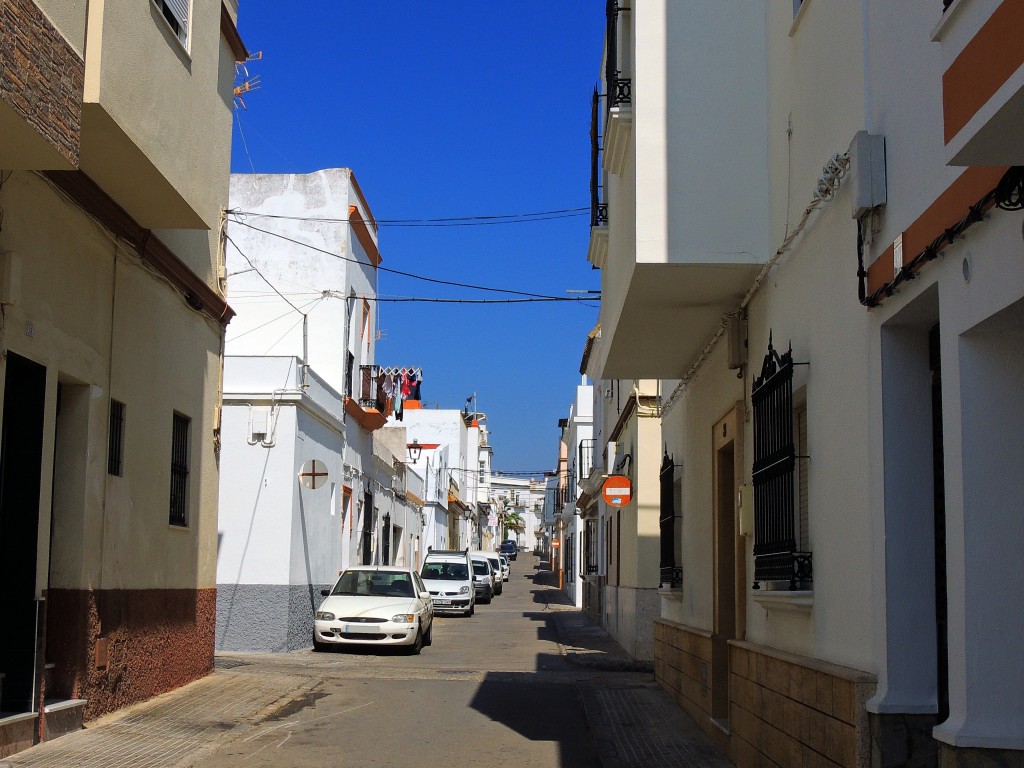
[408, 628, 423, 655]
[313, 636, 328, 652]
[423, 620, 433, 647]
[466, 602, 475, 617]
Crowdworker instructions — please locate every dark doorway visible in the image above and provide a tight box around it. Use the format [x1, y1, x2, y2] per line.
[929, 325, 949, 723]
[381, 512, 392, 565]
[0, 352, 47, 713]
[360, 491, 373, 565]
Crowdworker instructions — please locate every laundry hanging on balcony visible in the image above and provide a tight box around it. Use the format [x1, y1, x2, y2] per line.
[378, 366, 423, 421]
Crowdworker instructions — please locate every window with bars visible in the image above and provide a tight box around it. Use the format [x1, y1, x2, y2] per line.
[169, 412, 190, 527]
[751, 335, 812, 590]
[153, 0, 190, 49]
[108, 400, 126, 476]
[659, 451, 682, 588]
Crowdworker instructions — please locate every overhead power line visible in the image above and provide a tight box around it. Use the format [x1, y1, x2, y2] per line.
[362, 296, 598, 304]
[228, 218, 578, 300]
[226, 206, 588, 227]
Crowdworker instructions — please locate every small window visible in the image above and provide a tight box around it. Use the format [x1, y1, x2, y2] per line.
[108, 399, 126, 476]
[153, 0, 190, 49]
[169, 412, 191, 527]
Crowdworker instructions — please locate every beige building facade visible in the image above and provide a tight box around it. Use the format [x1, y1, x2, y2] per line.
[0, 0, 244, 756]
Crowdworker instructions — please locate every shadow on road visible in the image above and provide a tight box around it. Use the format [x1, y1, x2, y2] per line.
[468, 670, 602, 768]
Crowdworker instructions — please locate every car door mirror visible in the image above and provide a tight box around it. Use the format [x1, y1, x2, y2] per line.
[419, 591, 431, 600]
[320, 589, 330, 596]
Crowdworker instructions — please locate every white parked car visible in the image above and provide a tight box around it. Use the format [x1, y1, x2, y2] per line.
[314, 566, 433, 654]
[470, 556, 494, 603]
[420, 548, 475, 617]
[498, 554, 510, 582]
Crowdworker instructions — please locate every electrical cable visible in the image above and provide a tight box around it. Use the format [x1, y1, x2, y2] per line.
[228, 218, 582, 300]
[226, 206, 588, 226]
[226, 234, 312, 316]
[362, 296, 598, 304]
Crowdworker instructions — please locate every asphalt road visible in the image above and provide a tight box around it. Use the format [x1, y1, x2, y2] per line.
[197, 556, 607, 768]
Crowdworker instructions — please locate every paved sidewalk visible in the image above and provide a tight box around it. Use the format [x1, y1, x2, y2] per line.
[532, 563, 734, 768]
[2, 668, 319, 768]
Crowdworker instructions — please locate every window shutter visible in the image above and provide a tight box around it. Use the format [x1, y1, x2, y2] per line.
[158, 0, 190, 45]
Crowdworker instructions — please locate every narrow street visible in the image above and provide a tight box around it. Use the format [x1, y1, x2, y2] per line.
[5, 558, 730, 768]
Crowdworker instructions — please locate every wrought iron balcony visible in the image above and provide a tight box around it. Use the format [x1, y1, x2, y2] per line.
[590, 89, 608, 229]
[752, 550, 813, 591]
[358, 364, 387, 412]
[659, 566, 682, 589]
[578, 439, 595, 480]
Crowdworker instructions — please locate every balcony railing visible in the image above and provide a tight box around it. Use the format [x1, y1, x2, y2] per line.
[359, 364, 387, 412]
[578, 439, 595, 480]
[590, 88, 608, 229]
[605, 1, 632, 111]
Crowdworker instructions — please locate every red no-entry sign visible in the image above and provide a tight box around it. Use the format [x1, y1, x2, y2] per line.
[602, 475, 632, 507]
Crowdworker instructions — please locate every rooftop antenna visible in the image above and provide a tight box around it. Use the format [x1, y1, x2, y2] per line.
[234, 51, 263, 109]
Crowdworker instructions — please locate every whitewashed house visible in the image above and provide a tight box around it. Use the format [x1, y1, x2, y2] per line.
[216, 169, 412, 652]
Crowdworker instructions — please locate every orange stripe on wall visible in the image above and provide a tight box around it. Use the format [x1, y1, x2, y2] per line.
[942, 0, 1024, 144]
[349, 205, 382, 266]
[867, 166, 1008, 296]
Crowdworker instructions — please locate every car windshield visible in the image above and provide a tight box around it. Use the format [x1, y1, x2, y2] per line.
[472, 561, 489, 575]
[421, 562, 469, 581]
[330, 570, 414, 597]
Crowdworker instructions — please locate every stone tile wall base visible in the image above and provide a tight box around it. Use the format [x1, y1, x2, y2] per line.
[0, 714, 36, 759]
[655, 619, 878, 768]
[939, 744, 1024, 768]
[869, 712, 940, 768]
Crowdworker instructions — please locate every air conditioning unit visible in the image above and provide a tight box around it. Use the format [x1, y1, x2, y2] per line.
[606, 441, 617, 472]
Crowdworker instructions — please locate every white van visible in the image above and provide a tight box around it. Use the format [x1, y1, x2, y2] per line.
[420, 548, 475, 617]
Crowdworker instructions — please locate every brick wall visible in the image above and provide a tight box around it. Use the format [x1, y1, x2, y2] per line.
[0, 0, 83, 165]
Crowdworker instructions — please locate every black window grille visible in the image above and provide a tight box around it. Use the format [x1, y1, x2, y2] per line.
[659, 451, 682, 588]
[108, 399, 125, 476]
[751, 334, 811, 589]
[169, 412, 190, 527]
[345, 351, 355, 400]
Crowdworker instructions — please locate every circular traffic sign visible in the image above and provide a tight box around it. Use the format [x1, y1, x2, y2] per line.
[602, 474, 632, 507]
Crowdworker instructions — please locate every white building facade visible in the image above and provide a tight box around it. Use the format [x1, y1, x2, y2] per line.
[589, 2, 1024, 767]
[217, 170, 414, 652]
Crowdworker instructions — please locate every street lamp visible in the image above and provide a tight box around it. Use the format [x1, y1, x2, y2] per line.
[407, 439, 423, 464]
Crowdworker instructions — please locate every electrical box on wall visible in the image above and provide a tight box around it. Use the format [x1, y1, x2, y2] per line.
[849, 131, 886, 219]
[737, 483, 754, 536]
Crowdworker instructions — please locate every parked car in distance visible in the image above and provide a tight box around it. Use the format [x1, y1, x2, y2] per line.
[499, 540, 518, 561]
[472, 550, 503, 596]
[420, 548, 475, 617]
[314, 566, 433, 654]
[498, 554, 510, 582]
[470, 556, 494, 603]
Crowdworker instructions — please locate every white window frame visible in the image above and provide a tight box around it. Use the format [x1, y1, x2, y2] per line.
[152, 0, 191, 51]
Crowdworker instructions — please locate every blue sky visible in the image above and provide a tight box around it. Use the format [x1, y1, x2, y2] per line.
[231, 3, 603, 474]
